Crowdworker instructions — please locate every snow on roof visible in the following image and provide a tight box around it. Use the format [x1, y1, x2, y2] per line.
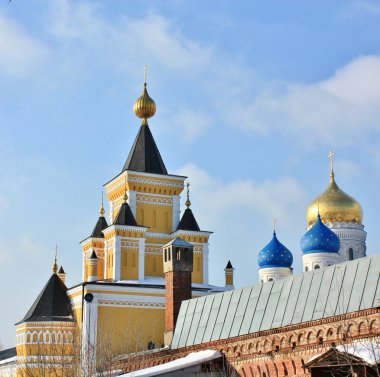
[337, 339, 380, 365]
[119, 350, 222, 376]
[0, 356, 16, 366]
[307, 339, 380, 366]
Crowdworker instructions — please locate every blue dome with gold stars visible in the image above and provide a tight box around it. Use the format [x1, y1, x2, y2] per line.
[257, 231, 293, 268]
[301, 214, 340, 254]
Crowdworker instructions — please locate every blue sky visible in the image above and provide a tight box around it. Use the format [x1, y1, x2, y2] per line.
[1, 0, 380, 348]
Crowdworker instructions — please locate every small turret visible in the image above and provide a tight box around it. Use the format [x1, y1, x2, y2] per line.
[224, 260, 234, 287]
[87, 250, 99, 282]
[58, 266, 66, 284]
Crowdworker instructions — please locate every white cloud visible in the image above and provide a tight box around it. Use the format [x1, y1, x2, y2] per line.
[175, 163, 307, 230]
[221, 56, 380, 147]
[172, 110, 211, 141]
[173, 163, 308, 287]
[48, 1, 211, 74]
[0, 13, 49, 78]
[334, 159, 361, 179]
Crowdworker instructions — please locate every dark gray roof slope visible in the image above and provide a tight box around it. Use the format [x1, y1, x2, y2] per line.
[0, 347, 16, 361]
[176, 208, 200, 231]
[91, 216, 108, 238]
[123, 124, 167, 175]
[16, 274, 74, 325]
[114, 202, 138, 226]
[172, 254, 380, 349]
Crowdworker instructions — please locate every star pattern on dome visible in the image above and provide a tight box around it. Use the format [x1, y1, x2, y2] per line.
[257, 231, 293, 269]
[300, 214, 340, 254]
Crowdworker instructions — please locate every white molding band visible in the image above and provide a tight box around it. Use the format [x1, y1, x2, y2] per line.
[203, 243, 209, 285]
[138, 238, 145, 280]
[172, 195, 181, 231]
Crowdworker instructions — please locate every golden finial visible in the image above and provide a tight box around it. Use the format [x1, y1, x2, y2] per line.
[133, 65, 156, 125]
[185, 182, 191, 208]
[123, 178, 128, 203]
[100, 191, 105, 216]
[52, 245, 58, 274]
[273, 218, 276, 234]
[328, 149, 335, 181]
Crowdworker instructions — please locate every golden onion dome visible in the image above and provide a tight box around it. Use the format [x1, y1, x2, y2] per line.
[133, 77, 156, 125]
[306, 151, 363, 226]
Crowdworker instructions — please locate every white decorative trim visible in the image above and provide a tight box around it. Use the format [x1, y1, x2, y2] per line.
[136, 194, 173, 207]
[82, 295, 98, 363]
[203, 243, 209, 285]
[138, 238, 145, 280]
[114, 237, 121, 281]
[171, 230, 213, 237]
[145, 232, 172, 239]
[259, 267, 292, 283]
[128, 190, 137, 216]
[172, 195, 181, 231]
[302, 252, 340, 272]
[98, 300, 164, 309]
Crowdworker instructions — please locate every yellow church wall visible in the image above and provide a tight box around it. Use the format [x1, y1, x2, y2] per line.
[144, 254, 163, 276]
[192, 253, 203, 284]
[106, 249, 114, 279]
[136, 202, 172, 233]
[97, 306, 165, 355]
[120, 247, 138, 280]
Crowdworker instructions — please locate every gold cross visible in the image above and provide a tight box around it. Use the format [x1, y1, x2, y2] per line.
[144, 65, 147, 85]
[328, 149, 335, 175]
[273, 218, 276, 232]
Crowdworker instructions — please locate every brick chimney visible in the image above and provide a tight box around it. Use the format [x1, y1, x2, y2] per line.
[162, 237, 193, 346]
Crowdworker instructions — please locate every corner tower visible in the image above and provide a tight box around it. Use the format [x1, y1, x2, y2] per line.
[306, 150, 366, 262]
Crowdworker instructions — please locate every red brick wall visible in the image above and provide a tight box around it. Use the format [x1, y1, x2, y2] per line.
[165, 270, 192, 333]
[117, 308, 380, 377]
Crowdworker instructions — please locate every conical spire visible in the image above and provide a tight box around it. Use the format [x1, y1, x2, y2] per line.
[16, 274, 73, 324]
[122, 68, 167, 175]
[177, 182, 201, 231]
[90, 193, 109, 238]
[185, 182, 191, 208]
[114, 183, 138, 227]
[100, 191, 105, 217]
[52, 246, 58, 274]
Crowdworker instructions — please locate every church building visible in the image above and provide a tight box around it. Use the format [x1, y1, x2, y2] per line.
[0, 74, 378, 377]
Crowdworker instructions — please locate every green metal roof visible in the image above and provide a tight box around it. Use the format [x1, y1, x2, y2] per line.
[172, 254, 380, 349]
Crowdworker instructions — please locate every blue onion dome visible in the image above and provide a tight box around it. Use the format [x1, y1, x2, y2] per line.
[301, 214, 340, 254]
[257, 231, 293, 268]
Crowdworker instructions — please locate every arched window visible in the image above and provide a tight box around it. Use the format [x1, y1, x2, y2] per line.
[164, 211, 169, 228]
[283, 362, 288, 376]
[132, 253, 136, 267]
[348, 248, 354, 261]
[147, 341, 155, 350]
[305, 266, 309, 271]
[314, 264, 320, 269]
[152, 210, 157, 227]
[268, 278, 273, 282]
[153, 258, 156, 272]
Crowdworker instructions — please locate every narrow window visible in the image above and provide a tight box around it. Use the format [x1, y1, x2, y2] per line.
[314, 264, 320, 269]
[348, 248, 354, 261]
